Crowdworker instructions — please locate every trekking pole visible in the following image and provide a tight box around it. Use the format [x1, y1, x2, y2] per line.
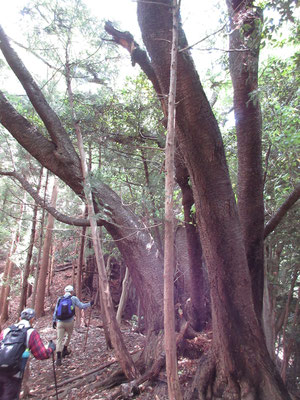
[50, 343, 59, 400]
[83, 304, 93, 351]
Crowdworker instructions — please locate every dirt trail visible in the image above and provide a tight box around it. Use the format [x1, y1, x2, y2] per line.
[3, 268, 146, 399]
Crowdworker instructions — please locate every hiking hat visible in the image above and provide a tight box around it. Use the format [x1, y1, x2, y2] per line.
[65, 285, 74, 292]
[20, 308, 36, 321]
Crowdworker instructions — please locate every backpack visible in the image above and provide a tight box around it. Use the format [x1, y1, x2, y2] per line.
[56, 296, 75, 320]
[0, 325, 30, 374]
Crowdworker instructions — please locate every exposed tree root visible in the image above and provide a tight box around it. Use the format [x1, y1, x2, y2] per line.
[184, 350, 292, 400]
[184, 350, 215, 400]
[92, 322, 190, 398]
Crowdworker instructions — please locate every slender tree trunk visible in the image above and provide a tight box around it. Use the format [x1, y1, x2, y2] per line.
[0, 195, 25, 323]
[75, 210, 87, 329]
[31, 170, 49, 308]
[18, 166, 43, 314]
[281, 285, 299, 384]
[281, 270, 299, 382]
[0, 235, 16, 317]
[263, 242, 283, 359]
[0, 186, 8, 223]
[65, 49, 139, 380]
[35, 177, 58, 317]
[46, 244, 55, 296]
[164, 2, 182, 398]
[263, 272, 275, 359]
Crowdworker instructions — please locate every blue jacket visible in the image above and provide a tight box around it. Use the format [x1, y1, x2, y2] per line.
[53, 293, 91, 323]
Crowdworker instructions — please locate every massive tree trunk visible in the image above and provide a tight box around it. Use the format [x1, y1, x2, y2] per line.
[104, 21, 209, 333]
[136, 1, 290, 398]
[226, 0, 265, 321]
[0, 25, 164, 337]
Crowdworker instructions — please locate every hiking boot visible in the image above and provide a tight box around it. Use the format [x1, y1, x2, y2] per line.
[62, 346, 71, 358]
[56, 351, 62, 366]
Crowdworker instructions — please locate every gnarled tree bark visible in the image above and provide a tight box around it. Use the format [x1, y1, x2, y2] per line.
[135, 1, 290, 398]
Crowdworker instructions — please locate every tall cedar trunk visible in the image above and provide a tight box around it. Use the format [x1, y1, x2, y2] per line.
[226, 0, 265, 321]
[163, 1, 183, 398]
[0, 234, 16, 320]
[0, 26, 164, 338]
[35, 178, 58, 317]
[0, 236, 17, 326]
[18, 166, 43, 315]
[31, 170, 48, 308]
[136, 1, 290, 398]
[46, 244, 54, 296]
[0, 196, 25, 324]
[75, 207, 87, 328]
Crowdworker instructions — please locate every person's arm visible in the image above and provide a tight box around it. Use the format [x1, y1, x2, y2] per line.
[0, 331, 3, 341]
[53, 298, 59, 322]
[72, 296, 91, 310]
[28, 330, 53, 360]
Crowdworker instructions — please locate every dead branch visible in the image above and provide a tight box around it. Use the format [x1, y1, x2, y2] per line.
[46, 358, 118, 390]
[0, 169, 95, 227]
[55, 263, 73, 272]
[47, 349, 142, 391]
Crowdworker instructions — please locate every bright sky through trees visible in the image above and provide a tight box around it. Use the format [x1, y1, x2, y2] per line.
[1, 0, 297, 78]
[0, 0, 230, 125]
[0, 0, 296, 129]
[0, 0, 223, 69]
[1, 0, 221, 41]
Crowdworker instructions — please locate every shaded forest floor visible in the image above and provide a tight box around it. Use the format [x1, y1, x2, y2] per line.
[2, 264, 201, 399]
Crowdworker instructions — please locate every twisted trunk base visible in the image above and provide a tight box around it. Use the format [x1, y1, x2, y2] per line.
[185, 350, 291, 400]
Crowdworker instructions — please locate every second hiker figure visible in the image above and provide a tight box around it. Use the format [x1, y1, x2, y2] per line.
[53, 285, 93, 366]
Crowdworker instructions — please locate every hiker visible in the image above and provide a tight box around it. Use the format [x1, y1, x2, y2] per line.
[53, 285, 93, 366]
[0, 308, 56, 400]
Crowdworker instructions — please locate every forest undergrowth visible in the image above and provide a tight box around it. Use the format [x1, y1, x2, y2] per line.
[1, 264, 200, 399]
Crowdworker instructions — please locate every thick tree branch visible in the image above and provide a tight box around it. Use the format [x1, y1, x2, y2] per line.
[0, 91, 83, 193]
[264, 183, 300, 238]
[0, 25, 78, 166]
[0, 91, 55, 160]
[0, 169, 96, 227]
